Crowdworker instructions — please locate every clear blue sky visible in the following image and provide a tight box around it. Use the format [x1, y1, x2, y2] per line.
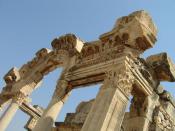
[0, 0, 175, 131]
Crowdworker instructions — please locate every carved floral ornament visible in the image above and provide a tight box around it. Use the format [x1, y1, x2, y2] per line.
[102, 67, 135, 96]
[12, 92, 26, 105]
[2, 10, 175, 131]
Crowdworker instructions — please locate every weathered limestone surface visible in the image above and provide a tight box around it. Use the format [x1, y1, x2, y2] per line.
[146, 52, 175, 82]
[21, 104, 44, 131]
[1, 10, 175, 131]
[64, 99, 94, 124]
[0, 93, 26, 131]
[53, 99, 94, 131]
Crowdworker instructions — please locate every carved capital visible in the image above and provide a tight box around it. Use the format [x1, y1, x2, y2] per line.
[12, 92, 26, 105]
[103, 67, 134, 96]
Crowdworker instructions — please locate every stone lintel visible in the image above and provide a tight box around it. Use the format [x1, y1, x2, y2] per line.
[66, 55, 130, 81]
[20, 103, 43, 117]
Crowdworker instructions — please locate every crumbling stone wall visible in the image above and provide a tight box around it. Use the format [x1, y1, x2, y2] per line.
[54, 89, 175, 131]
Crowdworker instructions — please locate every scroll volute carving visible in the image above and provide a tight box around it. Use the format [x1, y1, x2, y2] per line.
[51, 34, 84, 56]
[3, 67, 20, 85]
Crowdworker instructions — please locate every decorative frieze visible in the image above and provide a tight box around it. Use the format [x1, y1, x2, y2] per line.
[2, 10, 175, 131]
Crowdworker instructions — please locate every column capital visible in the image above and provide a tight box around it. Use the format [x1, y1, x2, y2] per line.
[12, 92, 26, 105]
[103, 67, 134, 97]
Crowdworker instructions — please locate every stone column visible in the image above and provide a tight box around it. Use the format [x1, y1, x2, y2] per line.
[125, 94, 159, 131]
[0, 93, 25, 131]
[81, 69, 134, 131]
[33, 80, 71, 131]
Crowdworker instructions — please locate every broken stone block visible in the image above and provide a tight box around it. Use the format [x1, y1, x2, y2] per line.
[160, 90, 172, 101]
[3, 67, 20, 84]
[51, 34, 84, 55]
[155, 85, 164, 95]
[64, 99, 94, 124]
[35, 48, 51, 58]
[100, 10, 157, 53]
[146, 52, 175, 82]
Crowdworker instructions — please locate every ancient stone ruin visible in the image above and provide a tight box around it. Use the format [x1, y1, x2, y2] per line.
[0, 10, 175, 131]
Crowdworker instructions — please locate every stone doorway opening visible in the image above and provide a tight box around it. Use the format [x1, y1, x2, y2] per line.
[55, 84, 101, 130]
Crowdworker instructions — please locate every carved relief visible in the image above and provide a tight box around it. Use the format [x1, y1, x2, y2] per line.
[51, 34, 84, 56]
[152, 106, 175, 130]
[3, 67, 20, 85]
[2, 10, 175, 131]
[102, 68, 134, 97]
[70, 46, 127, 72]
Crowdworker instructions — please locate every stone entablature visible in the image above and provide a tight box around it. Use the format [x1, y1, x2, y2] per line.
[0, 10, 175, 131]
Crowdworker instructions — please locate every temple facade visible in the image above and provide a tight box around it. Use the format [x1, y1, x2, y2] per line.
[0, 10, 175, 131]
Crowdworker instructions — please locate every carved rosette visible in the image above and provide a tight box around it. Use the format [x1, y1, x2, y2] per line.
[103, 67, 134, 97]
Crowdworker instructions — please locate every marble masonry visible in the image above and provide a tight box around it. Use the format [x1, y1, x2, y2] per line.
[0, 10, 175, 131]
